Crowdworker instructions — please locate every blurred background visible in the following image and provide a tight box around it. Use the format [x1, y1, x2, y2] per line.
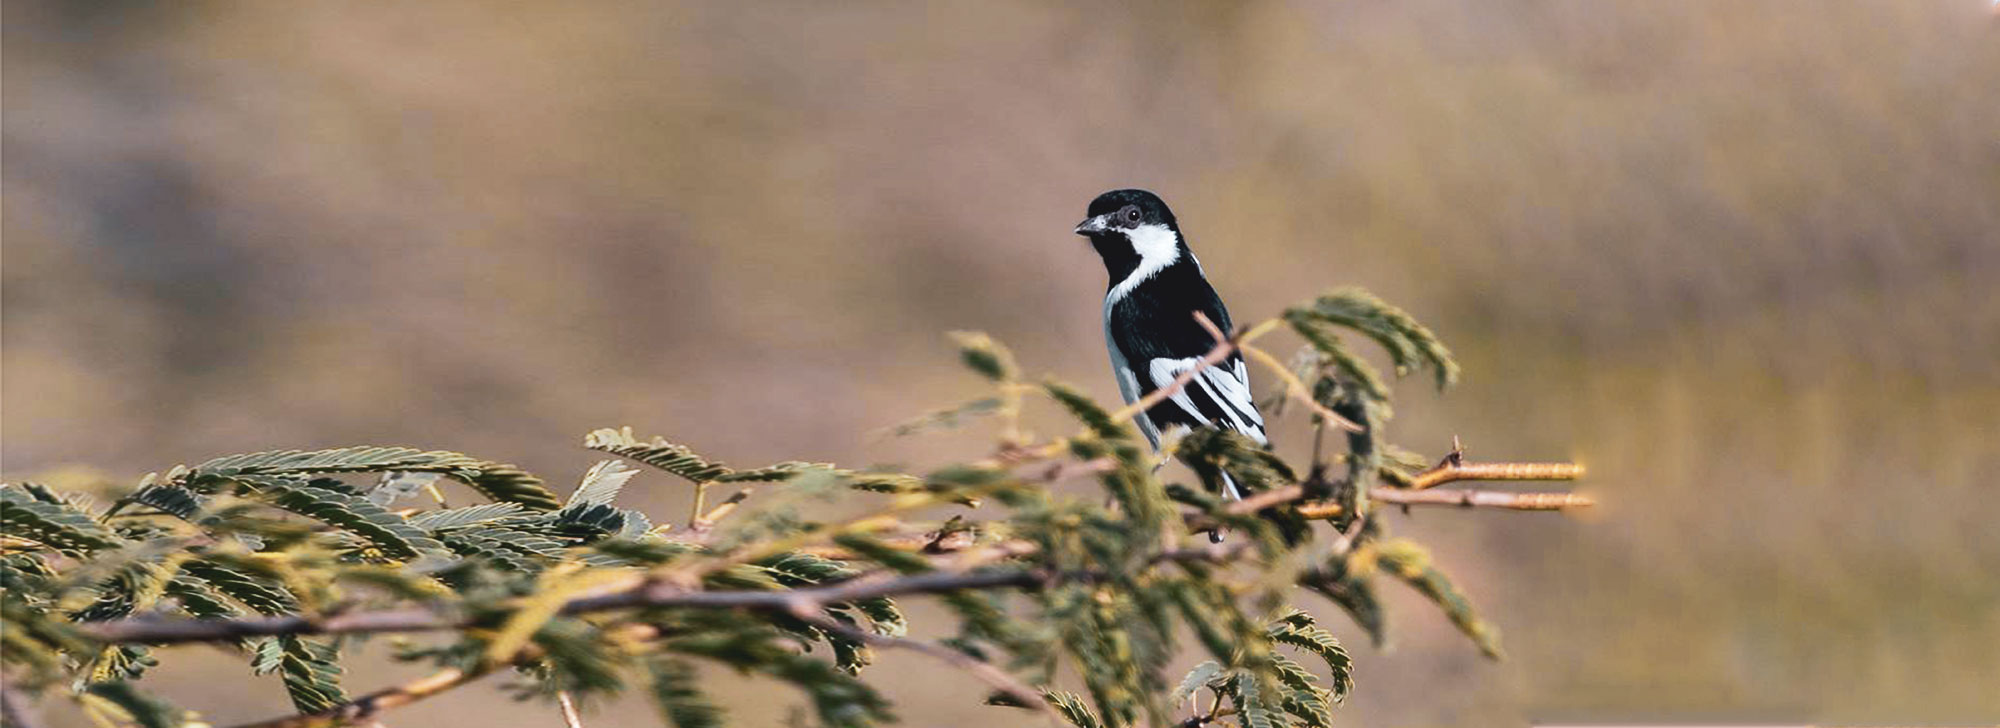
[5, 1, 1997, 725]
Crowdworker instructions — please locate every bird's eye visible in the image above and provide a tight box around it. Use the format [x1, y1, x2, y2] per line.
[1124, 207, 1141, 222]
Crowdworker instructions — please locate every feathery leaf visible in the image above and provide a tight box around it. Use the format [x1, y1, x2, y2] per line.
[0, 487, 123, 555]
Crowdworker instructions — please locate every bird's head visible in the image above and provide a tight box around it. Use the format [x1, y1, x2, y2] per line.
[1074, 189, 1185, 280]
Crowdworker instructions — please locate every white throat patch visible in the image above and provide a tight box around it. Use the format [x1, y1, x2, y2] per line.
[1105, 223, 1181, 305]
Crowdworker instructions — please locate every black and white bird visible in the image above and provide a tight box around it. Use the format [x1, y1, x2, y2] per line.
[1075, 189, 1267, 533]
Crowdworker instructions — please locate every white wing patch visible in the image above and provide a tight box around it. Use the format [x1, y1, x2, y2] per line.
[1145, 356, 1268, 445]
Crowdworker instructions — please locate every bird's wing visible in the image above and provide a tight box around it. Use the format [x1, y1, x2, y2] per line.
[1106, 320, 1162, 449]
[1144, 355, 1267, 446]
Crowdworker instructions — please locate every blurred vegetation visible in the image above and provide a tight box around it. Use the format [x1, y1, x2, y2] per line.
[3, 1, 1996, 725]
[3, 292, 1572, 728]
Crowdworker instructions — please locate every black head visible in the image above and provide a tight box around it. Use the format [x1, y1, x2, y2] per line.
[1074, 189, 1179, 238]
[1073, 189, 1190, 289]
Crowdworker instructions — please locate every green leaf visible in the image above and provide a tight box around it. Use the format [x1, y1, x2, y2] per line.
[181, 559, 296, 615]
[1300, 563, 1388, 649]
[243, 476, 447, 560]
[585, 427, 733, 483]
[645, 657, 724, 728]
[90, 644, 159, 682]
[1285, 316, 1391, 402]
[187, 446, 440, 476]
[759, 552, 907, 638]
[1234, 671, 1280, 728]
[1374, 539, 1503, 659]
[82, 681, 189, 728]
[669, 626, 893, 728]
[127, 484, 206, 521]
[159, 574, 239, 621]
[568, 459, 639, 508]
[1042, 380, 1132, 442]
[440, 528, 569, 572]
[1172, 660, 1226, 706]
[711, 461, 826, 483]
[453, 463, 562, 511]
[406, 502, 528, 531]
[1287, 288, 1458, 390]
[882, 397, 1004, 438]
[1042, 689, 1104, 728]
[1268, 611, 1353, 701]
[0, 487, 123, 555]
[948, 331, 1018, 382]
[181, 446, 560, 510]
[258, 635, 347, 713]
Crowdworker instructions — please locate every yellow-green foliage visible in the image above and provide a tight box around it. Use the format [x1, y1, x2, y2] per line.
[0, 290, 1523, 728]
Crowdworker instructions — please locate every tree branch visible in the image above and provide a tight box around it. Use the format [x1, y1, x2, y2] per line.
[82, 569, 1043, 645]
[556, 690, 585, 728]
[79, 446, 1584, 647]
[1369, 487, 1594, 510]
[1231, 446, 1587, 517]
[1381, 437, 1587, 490]
[227, 664, 486, 728]
[223, 624, 661, 728]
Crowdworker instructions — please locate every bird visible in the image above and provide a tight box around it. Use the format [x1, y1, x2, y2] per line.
[1073, 189, 1267, 539]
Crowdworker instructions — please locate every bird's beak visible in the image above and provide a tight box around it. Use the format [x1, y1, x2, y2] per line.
[1073, 215, 1109, 236]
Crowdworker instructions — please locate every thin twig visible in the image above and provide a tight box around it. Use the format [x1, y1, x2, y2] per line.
[1380, 438, 1587, 490]
[691, 488, 751, 531]
[556, 691, 585, 728]
[687, 481, 710, 529]
[1371, 488, 1594, 510]
[1397, 461, 1586, 490]
[227, 664, 485, 728]
[222, 625, 660, 728]
[1232, 446, 1586, 517]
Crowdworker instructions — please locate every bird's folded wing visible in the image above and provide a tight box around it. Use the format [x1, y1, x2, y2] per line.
[1145, 356, 1268, 445]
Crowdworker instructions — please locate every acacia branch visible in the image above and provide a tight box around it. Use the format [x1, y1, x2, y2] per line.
[1390, 454, 1585, 490]
[79, 442, 1584, 647]
[1232, 446, 1587, 517]
[224, 625, 660, 728]
[228, 663, 486, 728]
[82, 569, 1044, 645]
[1369, 488, 1594, 510]
[556, 691, 585, 728]
[87, 533, 1254, 647]
[1380, 438, 1586, 490]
